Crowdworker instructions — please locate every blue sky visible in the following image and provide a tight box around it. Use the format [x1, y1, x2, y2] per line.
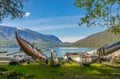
[1, 0, 107, 42]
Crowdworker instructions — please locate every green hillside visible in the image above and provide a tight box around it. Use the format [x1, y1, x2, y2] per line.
[72, 30, 120, 47]
[0, 38, 58, 48]
[0, 25, 62, 48]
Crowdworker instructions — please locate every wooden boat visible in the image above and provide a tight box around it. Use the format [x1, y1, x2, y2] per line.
[15, 32, 48, 64]
[64, 40, 120, 65]
[64, 52, 98, 65]
[96, 41, 120, 56]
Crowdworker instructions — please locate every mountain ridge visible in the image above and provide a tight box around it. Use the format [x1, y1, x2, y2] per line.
[0, 25, 62, 48]
[72, 30, 120, 47]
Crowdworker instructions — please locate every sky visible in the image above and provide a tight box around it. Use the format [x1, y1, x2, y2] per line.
[1, 0, 107, 42]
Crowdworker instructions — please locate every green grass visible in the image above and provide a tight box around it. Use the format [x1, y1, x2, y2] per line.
[0, 62, 120, 79]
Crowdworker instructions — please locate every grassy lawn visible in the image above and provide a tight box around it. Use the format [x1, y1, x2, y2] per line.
[0, 61, 120, 79]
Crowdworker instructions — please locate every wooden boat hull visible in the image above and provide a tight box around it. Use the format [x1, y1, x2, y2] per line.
[15, 32, 47, 61]
[97, 41, 120, 56]
[64, 52, 98, 65]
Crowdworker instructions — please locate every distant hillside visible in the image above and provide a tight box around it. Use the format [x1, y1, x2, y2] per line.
[72, 30, 120, 47]
[0, 25, 62, 48]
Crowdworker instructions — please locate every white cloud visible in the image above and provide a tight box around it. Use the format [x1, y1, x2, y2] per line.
[1, 15, 81, 27]
[24, 12, 30, 17]
[31, 24, 78, 31]
[60, 36, 86, 43]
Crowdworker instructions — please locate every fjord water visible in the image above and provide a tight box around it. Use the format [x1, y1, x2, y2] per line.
[0, 47, 96, 57]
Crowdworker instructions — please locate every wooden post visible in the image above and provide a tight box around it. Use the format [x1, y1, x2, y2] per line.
[50, 50, 59, 66]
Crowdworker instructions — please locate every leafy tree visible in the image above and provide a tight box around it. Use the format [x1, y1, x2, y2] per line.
[74, 0, 120, 33]
[0, 0, 27, 21]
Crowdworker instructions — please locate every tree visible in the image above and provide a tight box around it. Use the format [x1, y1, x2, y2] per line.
[0, 0, 27, 21]
[74, 0, 120, 33]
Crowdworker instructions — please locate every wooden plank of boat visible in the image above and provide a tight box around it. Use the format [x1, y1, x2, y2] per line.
[15, 32, 47, 60]
[6, 51, 21, 56]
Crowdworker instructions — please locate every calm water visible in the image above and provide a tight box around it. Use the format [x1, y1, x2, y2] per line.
[52, 47, 96, 57]
[0, 47, 96, 57]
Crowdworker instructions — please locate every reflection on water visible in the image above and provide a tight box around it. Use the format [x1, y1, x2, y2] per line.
[0, 47, 96, 57]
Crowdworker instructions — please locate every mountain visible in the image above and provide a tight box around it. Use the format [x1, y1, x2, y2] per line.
[72, 30, 120, 47]
[0, 25, 62, 48]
